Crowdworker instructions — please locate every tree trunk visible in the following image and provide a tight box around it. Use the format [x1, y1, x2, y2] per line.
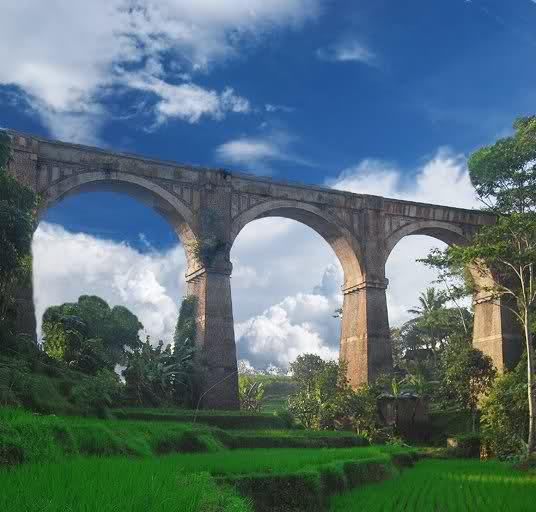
[471, 406, 477, 434]
[525, 309, 536, 457]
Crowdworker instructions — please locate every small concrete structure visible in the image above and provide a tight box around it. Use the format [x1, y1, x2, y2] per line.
[377, 394, 430, 440]
[7, 131, 523, 408]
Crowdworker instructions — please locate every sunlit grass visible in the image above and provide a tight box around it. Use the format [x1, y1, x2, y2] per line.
[329, 458, 536, 512]
[0, 446, 403, 511]
[154, 446, 393, 475]
[0, 457, 251, 512]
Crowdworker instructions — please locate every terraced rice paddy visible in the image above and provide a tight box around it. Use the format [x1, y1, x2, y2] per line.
[329, 458, 536, 512]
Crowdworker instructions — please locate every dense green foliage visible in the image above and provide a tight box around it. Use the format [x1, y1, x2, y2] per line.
[0, 352, 110, 415]
[123, 337, 178, 406]
[440, 337, 495, 431]
[329, 458, 536, 511]
[122, 296, 198, 407]
[0, 131, 37, 341]
[480, 357, 529, 460]
[238, 375, 265, 411]
[287, 355, 379, 437]
[457, 115, 536, 456]
[394, 287, 472, 359]
[172, 295, 197, 402]
[43, 295, 143, 372]
[468, 116, 536, 214]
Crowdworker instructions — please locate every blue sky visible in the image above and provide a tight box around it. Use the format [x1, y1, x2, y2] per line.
[4, 0, 535, 250]
[2, 0, 535, 368]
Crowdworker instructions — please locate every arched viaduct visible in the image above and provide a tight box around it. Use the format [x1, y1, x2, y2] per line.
[7, 131, 523, 409]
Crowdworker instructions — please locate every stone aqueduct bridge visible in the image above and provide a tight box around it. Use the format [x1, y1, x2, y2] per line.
[8, 131, 522, 408]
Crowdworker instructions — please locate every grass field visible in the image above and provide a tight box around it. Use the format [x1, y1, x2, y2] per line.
[0, 445, 408, 512]
[5, 405, 533, 512]
[0, 457, 252, 512]
[329, 458, 536, 512]
[147, 446, 397, 475]
[112, 406, 292, 429]
[0, 407, 369, 464]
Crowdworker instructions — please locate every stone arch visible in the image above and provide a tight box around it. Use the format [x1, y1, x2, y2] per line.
[39, 171, 201, 273]
[384, 220, 469, 261]
[383, 218, 522, 371]
[231, 200, 364, 290]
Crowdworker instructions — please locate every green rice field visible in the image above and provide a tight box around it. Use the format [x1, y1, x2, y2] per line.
[0, 446, 399, 512]
[329, 458, 536, 512]
[0, 458, 251, 512]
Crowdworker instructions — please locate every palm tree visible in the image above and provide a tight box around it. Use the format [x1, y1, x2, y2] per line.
[402, 287, 457, 356]
[407, 288, 447, 316]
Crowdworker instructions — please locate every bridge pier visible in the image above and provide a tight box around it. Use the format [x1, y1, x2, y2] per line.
[340, 279, 392, 387]
[473, 294, 523, 371]
[185, 263, 239, 410]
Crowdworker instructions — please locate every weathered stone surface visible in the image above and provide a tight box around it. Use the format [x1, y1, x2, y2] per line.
[6, 130, 524, 408]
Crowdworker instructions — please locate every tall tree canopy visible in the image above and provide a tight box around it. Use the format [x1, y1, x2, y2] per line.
[397, 287, 472, 359]
[468, 116, 536, 214]
[453, 115, 536, 457]
[42, 295, 143, 371]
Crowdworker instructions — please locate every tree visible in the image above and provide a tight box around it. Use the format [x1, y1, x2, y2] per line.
[418, 248, 474, 335]
[468, 116, 536, 214]
[123, 337, 178, 406]
[440, 338, 496, 432]
[289, 354, 326, 395]
[0, 130, 37, 340]
[171, 296, 197, 405]
[480, 357, 529, 459]
[451, 213, 536, 448]
[288, 355, 348, 430]
[399, 287, 472, 358]
[42, 321, 68, 361]
[238, 375, 264, 411]
[450, 115, 536, 456]
[42, 295, 143, 370]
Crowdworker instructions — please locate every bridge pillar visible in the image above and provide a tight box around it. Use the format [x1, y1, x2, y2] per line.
[340, 279, 392, 387]
[473, 294, 523, 371]
[185, 262, 239, 410]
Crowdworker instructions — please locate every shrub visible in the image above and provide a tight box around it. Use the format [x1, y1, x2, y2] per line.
[446, 433, 481, 458]
[0, 357, 29, 407]
[480, 357, 528, 460]
[239, 376, 264, 412]
[318, 462, 347, 495]
[71, 369, 123, 415]
[223, 471, 323, 512]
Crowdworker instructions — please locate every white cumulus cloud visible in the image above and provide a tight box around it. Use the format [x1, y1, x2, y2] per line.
[1, 0, 320, 142]
[329, 148, 479, 208]
[216, 131, 313, 174]
[33, 223, 185, 343]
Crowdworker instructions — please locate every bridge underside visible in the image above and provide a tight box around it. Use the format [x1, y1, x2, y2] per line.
[7, 131, 523, 408]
